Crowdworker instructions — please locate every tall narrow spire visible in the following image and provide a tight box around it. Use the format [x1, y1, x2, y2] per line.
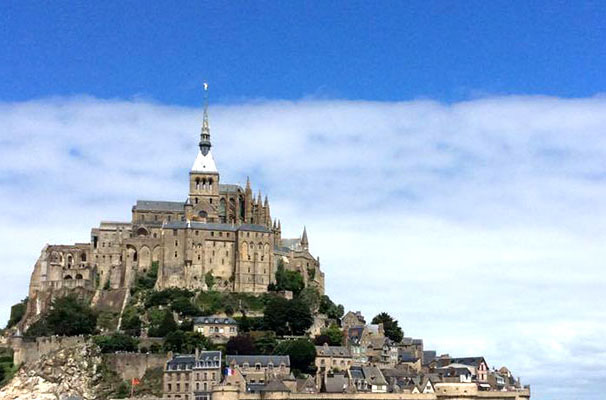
[199, 82, 211, 156]
[301, 226, 309, 249]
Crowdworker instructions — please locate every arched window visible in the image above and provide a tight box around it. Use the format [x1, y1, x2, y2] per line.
[67, 254, 73, 268]
[64, 275, 73, 280]
[196, 178, 200, 190]
[75, 273, 83, 280]
[81, 252, 87, 262]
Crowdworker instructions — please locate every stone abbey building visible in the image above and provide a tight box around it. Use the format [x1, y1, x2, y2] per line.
[23, 99, 324, 325]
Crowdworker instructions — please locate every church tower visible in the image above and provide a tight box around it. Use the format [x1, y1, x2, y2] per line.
[189, 83, 220, 222]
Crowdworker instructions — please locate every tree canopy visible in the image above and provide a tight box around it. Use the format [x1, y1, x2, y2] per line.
[269, 262, 305, 296]
[371, 312, 404, 343]
[314, 324, 343, 346]
[273, 338, 316, 375]
[163, 331, 213, 353]
[263, 296, 313, 336]
[25, 295, 97, 337]
[226, 334, 256, 355]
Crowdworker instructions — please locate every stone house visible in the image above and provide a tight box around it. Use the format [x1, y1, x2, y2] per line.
[315, 343, 353, 372]
[349, 366, 388, 393]
[226, 355, 290, 385]
[192, 316, 238, 343]
[163, 349, 222, 400]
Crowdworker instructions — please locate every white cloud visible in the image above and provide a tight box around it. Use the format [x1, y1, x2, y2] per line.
[1, 95, 606, 399]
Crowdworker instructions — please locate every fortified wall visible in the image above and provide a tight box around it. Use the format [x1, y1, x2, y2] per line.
[209, 385, 531, 400]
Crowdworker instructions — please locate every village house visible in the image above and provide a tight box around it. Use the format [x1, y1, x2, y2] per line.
[163, 349, 222, 400]
[225, 355, 290, 385]
[192, 316, 238, 343]
[316, 343, 353, 372]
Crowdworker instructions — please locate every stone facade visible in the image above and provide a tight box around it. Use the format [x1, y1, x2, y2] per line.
[20, 101, 325, 329]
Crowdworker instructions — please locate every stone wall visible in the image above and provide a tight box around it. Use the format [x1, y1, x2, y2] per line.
[10, 335, 88, 365]
[103, 352, 169, 381]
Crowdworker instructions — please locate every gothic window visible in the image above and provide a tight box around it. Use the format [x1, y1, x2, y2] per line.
[196, 178, 200, 190]
[64, 275, 72, 280]
[81, 252, 87, 262]
[75, 273, 83, 280]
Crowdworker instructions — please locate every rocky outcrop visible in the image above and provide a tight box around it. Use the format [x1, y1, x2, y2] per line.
[0, 340, 117, 400]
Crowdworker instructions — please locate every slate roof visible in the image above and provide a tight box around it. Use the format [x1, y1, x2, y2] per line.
[135, 200, 185, 212]
[194, 316, 237, 325]
[422, 351, 437, 366]
[166, 351, 221, 370]
[399, 351, 419, 363]
[325, 374, 348, 393]
[316, 345, 351, 357]
[219, 184, 243, 193]
[362, 366, 388, 386]
[226, 355, 290, 367]
[450, 357, 486, 368]
[260, 380, 290, 392]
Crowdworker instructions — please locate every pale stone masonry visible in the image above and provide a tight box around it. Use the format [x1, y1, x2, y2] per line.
[20, 99, 325, 329]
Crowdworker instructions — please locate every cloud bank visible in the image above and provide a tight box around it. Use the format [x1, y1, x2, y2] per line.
[1, 95, 606, 399]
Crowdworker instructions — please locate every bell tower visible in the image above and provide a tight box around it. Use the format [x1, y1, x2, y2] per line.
[189, 83, 220, 222]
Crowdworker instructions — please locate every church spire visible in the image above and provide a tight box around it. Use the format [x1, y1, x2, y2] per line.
[199, 82, 211, 156]
[301, 226, 309, 250]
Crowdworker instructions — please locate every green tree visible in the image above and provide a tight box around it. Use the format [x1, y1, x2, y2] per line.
[263, 296, 313, 336]
[94, 332, 139, 353]
[288, 298, 314, 335]
[318, 295, 344, 320]
[271, 262, 305, 295]
[6, 298, 28, 329]
[171, 297, 200, 316]
[252, 332, 278, 355]
[314, 324, 343, 346]
[148, 310, 177, 338]
[273, 339, 316, 374]
[226, 334, 256, 355]
[371, 312, 404, 343]
[263, 296, 289, 336]
[205, 272, 215, 290]
[25, 295, 97, 337]
[121, 313, 142, 337]
[298, 287, 321, 312]
[164, 331, 212, 353]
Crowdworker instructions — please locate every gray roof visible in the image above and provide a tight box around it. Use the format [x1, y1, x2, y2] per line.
[260, 380, 290, 392]
[316, 345, 351, 358]
[163, 221, 270, 233]
[362, 366, 388, 386]
[219, 184, 243, 193]
[422, 351, 437, 365]
[167, 351, 221, 370]
[135, 200, 184, 212]
[450, 357, 486, 368]
[227, 355, 290, 367]
[194, 316, 237, 325]
[325, 374, 348, 393]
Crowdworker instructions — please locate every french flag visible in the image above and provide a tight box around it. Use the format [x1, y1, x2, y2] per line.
[224, 367, 234, 376]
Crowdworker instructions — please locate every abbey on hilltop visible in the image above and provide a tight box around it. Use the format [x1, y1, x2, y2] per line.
[23, 91, 324, 325]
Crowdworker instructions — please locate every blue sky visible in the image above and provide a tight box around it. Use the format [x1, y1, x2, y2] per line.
[1, 1, 605, 104]
[2, 3, 606, 400]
